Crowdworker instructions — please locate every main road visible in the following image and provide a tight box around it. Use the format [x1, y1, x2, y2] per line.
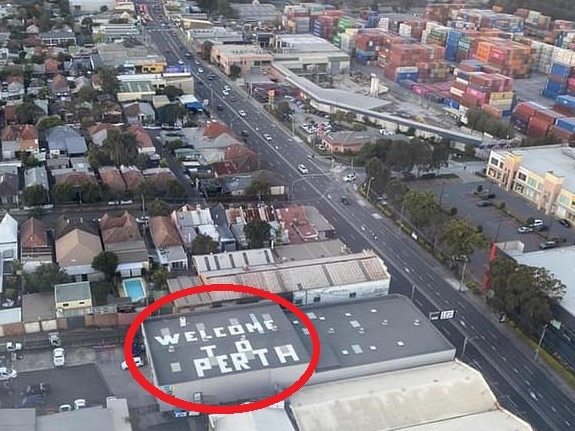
[145, 11, 575, 431]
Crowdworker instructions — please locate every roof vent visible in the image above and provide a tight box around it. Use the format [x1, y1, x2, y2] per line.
[179, 316, 186, 327]
[396, 341, 405, 347]
[358, 327, 365, 335]
[414, 319, 420, 326]
[381, 319, 388, 326]
[327, 327, 335, 334]
[369, 345, 377, 351]
[344, 312, 352, 317]
[319, 316, 325, 321]
[370, 309, 378, 313]
[341, 350, 349, 355]
[168, 345, 176, 353]
[292, 320, 299, 325]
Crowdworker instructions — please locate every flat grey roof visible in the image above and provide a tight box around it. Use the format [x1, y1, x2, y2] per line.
[512, 245, 575, 319]
[192, 248, 275, 273]
[22, 292, 56, 322]
[290, 295, 454, 371]
[54, 281, 92, 303]
[494, 145, 575, 192]
[0, 409, 35, 431]
[143, 302, 311, 385]
[36, 406, 115, 431]
[273, 239, 346, 262]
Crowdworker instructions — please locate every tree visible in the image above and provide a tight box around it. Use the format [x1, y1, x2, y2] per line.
[151, 267, 168, 288]
[74, 86, 97, 103]
[403, 190, 440, 227]
[103, 128, 139, 166]
[441, 218, 489, 257]
[92, 251, 119, 281]
[191, 234, 218, 255]
[245, 179, 270, 198]
[229, 64, 241, 79]
[23, 263, 72, 293]
[410, 138, 433, 176]
[158, 104, 189, 125]
[274, 100, 293, 118]
[22, 185, 47, 207]
[52, 182, 75, 203]
[97, 67, 120, 95]
[36, 115, 63, 131]
[244, 219, 271, 248]
[166, 139, 185, 152]
[15, 101, 44, 124]
[166, 179, 185, 198]
[164, 85, 183, 102]
[81, 182, 103, 203]
[21, 153, 40, 168]
[430, 139, 451, 172]
[148, 199, 171, 216]
[365, 157, 390, 196]
[202, 41, 214, 61]
[386, 179, 408, 205]
[136, 179, 157, 198]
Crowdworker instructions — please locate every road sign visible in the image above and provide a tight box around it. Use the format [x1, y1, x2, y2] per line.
[429, 309, 456, 321]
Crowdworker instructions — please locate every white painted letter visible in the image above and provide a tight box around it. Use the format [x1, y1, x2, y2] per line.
[235, 340, 253, 352]
[230, 352, 250, 371]
[228, 324, 245, 335]
[214, 327, 226, 337]
[275, 345, 300, 364]
[264, 319, 277, 331]
[194, 358, 212, 378]
[200, 345, 217, 357]
[184, 331, 197, 342]
[253, 348, 270, 366]
[198, 329, 212, 342]
[155, 333, 180, 346]
[216, 355, 232, 373]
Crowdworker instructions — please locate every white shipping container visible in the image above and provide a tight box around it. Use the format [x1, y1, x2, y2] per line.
[456, 77, 469, 85]
[399, 23, 411, 38]
[421, 29, 429, 44]
[426, 21, 440, 31]
[450, 87, 464, 97]
[527, 11, 541, 21]
[378, 18, 389, 31]
[396, 66, 418, 73]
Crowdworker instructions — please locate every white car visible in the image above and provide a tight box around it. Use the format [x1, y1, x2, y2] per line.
[74, 399, 87, 410]
[222, 89, 230, 96]
[197, 67, 203, 73]
[263, 133, 272, 141]
[0, 367, 17, 380]
[238, 110, 246, 117]
[343, 173, 357, 182]
[298, 164, 309, 174]
[121, 356, 145, 370]
[53, 348, 65, 367]
[224, 85, 231, 91]
[177, 59, 184, 65]
[59, 404, 73, 412]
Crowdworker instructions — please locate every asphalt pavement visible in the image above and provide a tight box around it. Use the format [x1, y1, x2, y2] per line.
[146, 13, 575, 431]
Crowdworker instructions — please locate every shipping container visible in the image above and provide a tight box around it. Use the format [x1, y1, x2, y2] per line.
[555, 117, 575, 133]
[512, 102, 538, 122]
[548, 125, 575, 142]
[527, 116, 552, 138]
[555, 94, 575, 110]
[534, 108, 565, 123]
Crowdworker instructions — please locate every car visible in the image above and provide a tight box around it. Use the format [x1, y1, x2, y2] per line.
[222, 89, 230, 96]
[17, 395, 46, 408]
[53, 348, 65, 367]
[224, 85, 231, 91]
[0, 367, 17, 380]
[216, 104, 224, 111]
[343, 173, 357, 182]
[238, 110, 246, 117]
[558, 218, 572, 228]
[74, 399, 87, 410]
[476, 200, 493, 207]
[517, 226, 534, 234]
[263, 133, 272, 141]
[121, 356, 145, 370]
[306, 153, 315, 159]
[59, 404, 73, 412]
[297, 164, 309, 174]
[185, 52, 192, 58]
[136, 216, 149, 224]
[229, 96, 237, 102]
[539, 240, 558, 250]
[480, 192, 496, 199]
[240, 130, 249, 137]
[530, 219, 544, 227]
[23, 383, 51, 397]
[197, 67, 203, 73]
[177, 59, 184, 65]
[340, 196, 350, 205]
[120, 200, 133, 205]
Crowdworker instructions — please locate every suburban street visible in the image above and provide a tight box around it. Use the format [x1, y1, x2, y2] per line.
[142, 11, 575, 431]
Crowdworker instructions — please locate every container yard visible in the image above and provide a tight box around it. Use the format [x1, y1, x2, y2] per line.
[511, 101, 575, 141]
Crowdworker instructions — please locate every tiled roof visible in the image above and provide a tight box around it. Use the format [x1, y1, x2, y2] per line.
[99, 211, 141, 244]
[99, 166, 126, 191]
[203, 120, 232, 139]
[56, 229, 102, 267]
[1, 124, 39, 141]
[53, 170, 96, 187]
[0, 173, 19, 197]
[20, 217, 48, 249]
[149, 216, 182, 248]
[120, 166, 144, 189]
[127, 125, 154, 150]
[223, 144, 256, 160]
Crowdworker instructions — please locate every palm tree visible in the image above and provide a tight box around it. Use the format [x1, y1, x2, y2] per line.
[103, 129, 139, 166]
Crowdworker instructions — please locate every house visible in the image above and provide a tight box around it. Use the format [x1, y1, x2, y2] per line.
[149, 216, 188, 272]
[172, 204, 221, 246]
[276, 205, 318, 243]
[210, 203, 237, 251]
[0, 213, 17, 262]
[304, 206, 336, 240]
[170, 207, 198, 248]
[24, 165, 49, 190]
[20, 217, 52, 270]
[54, 281, 92, 317]
[39, 31, 77, 46]
[321, 130, 381, 153]
[50, 74, 70, 97]
[44, 58, 60, 75]
[212, 144, 261, 177]
[127, 125, 155, 154]
[0, 172, 18, 205]
[120, 165, 144, 189]
[1, 124, 39, 160]
[99, 166, 126, 194]
[87, 123, 115, 147]
[0, 77, 25, 101]
[142, 167, 175, 192]
[52, 168, 96, 188]
[99, 212, 148, 278]
[45, 126, 88, 156]
[123, 101, 156, 125]
[56, 229, 103, 282]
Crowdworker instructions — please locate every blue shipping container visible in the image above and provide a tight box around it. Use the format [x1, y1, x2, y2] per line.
[555, 117, 575, 133]
[399, 79, 416, 90]
[443, 98, 460, 110]
[556, 95, 575, 110]
[396, 72, 419, 83]
[542, 89, 563, 99]
[545, 79, 567, 93]
[551, 62, 572, 78]
[501, 110, 512, 117]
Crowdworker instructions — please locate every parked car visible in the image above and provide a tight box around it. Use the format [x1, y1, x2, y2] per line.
[197, 67, 203, 73]
[238, 110, 246, 117]
[16, 395, 46, 408]
[121, 356, 145, 370]
[23, 383, 51, 397]
[343, 173, 357, 182]
[58, 404, 72, 412]
[340, 196, 350, 205]
[558, 218, 572, 228]
[240, 130, 249, 137]
[53, 348, 65, 367]
[297, 164, 309, 174]
[74, 399, 87, 410]
[480, 192, 496, 199]
[263, 133, 272, 141]
[539, 240, 558, 250]
[476, 200, 492, 207]
[0, 367, 17, 380]
[517, 226, 534, 234]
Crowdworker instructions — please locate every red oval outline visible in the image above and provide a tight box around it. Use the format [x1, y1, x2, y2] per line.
[124, 283, 321, 414]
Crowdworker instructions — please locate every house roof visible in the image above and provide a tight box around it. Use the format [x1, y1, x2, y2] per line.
[120, 166, 144, 189]
[54, 281, 91, 303]
[44, 58, 60, 73]
[99, 166, 126, 191]
[3, 105, 15, 122]
[145, 171, 175, 192]
[223, 144, 257, 160]
[46, 126, 87, 154]
[1, 124, 38, 142]
[0, 173, 19, 197]
[24, 166, 49, 189]
[54, 215, 99, 240]
[123, 102, 141, 117]
[149, 216, 183, 248]
[53, 170, 96, 187]
[20, 217, 48, 249]
[323, 130, 381, 147]
[51, 74, 69, 92]
[0, 213, 18, 244]
[204, 120, 233, 139]
[56, 229, 102, 267]
[99, 211, 141, 244]
[127, 125, 154, 150]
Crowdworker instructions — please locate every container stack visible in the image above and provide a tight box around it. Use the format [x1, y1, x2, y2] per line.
[383, 44, 446, 82]
[555, 31, 575, 50]
[396, 19, 427, 40]
[312, 14, 339, 41]
[423, 23, 450, 47]
[355, 30, 389, 63]
[424, 3, 466, 25]
[417, 61, 449, 82]
[511, 101, 566, 138]
[375, 33, 411, 67]
[456, 34, 475, 62]
[527, 40, 555, 73]
[518, 9, 552, 40]
[333, 16, 362, 48]
[340, 28, 359, 54]
[470, 37, 532, 78]
[542, 61, 573, 99]
[284, 6, 311, 34]
[554, 95, 575, 115]
[445, 29, 464, 61]
[450, 9, 524, 33]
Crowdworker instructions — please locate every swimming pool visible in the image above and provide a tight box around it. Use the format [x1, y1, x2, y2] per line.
[122, 278, 147, 302]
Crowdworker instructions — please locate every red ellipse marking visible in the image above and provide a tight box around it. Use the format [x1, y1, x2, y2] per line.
[123, 283, 321, 415]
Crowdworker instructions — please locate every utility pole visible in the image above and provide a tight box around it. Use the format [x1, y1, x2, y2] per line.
[461, 336, 473, 358]
[534, 324, 548, 361]
[366, 177, 375, 200]
[410, 284, 416, 300]
[459, 258, 468, 292]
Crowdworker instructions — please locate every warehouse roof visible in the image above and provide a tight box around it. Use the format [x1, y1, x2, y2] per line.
[274, 239, 346, 262]
[143, 302, 310, 386]
[192, 248, 275, 273]
[290, 361, 533, 431]
[292, 295, 454, 371]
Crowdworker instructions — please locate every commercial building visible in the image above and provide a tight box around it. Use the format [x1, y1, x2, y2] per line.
[486, 145, 575, 221]
[230, 1, 278, 23]
[142, 295, 456, 412]
[211, 44, 273, 76]
[185, 27, 244, 55]
[168, 251, 391, 311]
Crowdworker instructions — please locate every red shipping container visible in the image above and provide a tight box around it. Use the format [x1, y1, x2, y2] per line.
[513, 102, 538, 122]
[489, 47, 508, 62]
[553, 104, 575, 116]
[528, 117, 551, 138]
[462, 93, 480, 107]
[482, 104, 503, 118]
[548, 125, 575, 142]
[534, 108, 565, 124]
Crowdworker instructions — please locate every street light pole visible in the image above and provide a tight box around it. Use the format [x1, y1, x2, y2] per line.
[366, 176, 375, 200]
[534, 324, 549, 361]
[410, 284, 416, 300]
[459, 258, 468, 292]
[461, 336, 474, 358]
